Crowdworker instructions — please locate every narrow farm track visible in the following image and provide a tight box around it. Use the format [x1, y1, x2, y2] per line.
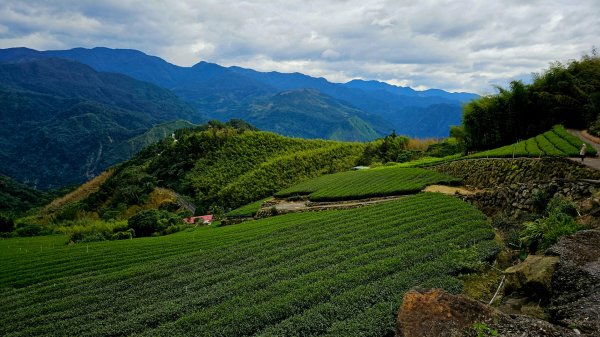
[567, 129, 600, 170]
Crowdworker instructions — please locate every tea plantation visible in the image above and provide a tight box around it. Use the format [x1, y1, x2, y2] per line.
[275, 167, 460, 201]
[468, 125, 597, 158]
[0, 193, 496, 336]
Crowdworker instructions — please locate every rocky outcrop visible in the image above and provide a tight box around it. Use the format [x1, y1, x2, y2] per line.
[395, 230, 600, 337]
[395, 288, 576, 337]
[547, 230, 600, 335]
[432, 158, 600, 188]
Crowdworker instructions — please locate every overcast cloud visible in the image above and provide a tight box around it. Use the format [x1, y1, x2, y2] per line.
[0, 0, 598, 93]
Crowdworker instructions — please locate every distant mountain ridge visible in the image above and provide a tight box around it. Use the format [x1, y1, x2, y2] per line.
[0, 47, 479, 188]
[0, 57, 201, 188]
[0, 47, 478, 139]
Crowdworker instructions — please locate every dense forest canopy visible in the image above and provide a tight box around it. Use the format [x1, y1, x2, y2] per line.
[461, 52, 600, 150]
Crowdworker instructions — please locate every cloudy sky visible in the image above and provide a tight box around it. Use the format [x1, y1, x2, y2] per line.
[0, 0, 598, 93]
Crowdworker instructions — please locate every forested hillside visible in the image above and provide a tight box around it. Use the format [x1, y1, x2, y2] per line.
[37, 123, 365, 223]
[0, 176, 55, 218]
[460, 52, 600, 150]
[0, 58, 202, 188]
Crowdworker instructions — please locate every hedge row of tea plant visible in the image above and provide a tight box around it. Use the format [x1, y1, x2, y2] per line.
[0, 193, 496, 336]
[275, 167, 460, 201]
[468, 125, 596, 158]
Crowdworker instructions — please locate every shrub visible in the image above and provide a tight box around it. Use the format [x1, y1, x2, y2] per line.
[79, 232, 107, 243]
[111, 229, 134, 240]
[531, 188, 553, 213]
[15, 223, 49, 237]
[127, 209, 179, 237]
[57, 220, 128, 243]
[520, 209, 581, 251]
[546, 195, 578, 217]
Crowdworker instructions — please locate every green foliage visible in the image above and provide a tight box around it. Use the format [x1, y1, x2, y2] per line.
[14, 223, 51, 237]
[275, 167, 460, 201]
[0, 193, 496, 336]
[358, 132, 411, 164]
[56, 219, 130, 243]
[127, 209, 180, 237]
[425, 138, 465, 157]
[462, 53, 600, 150]
[520, 196, 582, 251]
[473, 322, 499, 337]
[546, 196, 578, 217]
[531, 187, 554, 213]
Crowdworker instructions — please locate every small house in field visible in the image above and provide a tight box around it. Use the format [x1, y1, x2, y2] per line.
[183, 215, 214, 225]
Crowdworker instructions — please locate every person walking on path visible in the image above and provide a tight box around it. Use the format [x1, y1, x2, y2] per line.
[580, 143, 587, 162]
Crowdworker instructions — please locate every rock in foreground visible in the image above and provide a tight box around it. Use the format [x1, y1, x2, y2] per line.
[395, 288, 576, 337]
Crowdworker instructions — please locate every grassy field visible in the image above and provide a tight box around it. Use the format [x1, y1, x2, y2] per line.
[274, 167, 460, 201]
[0, 193, 496, 337]
[469, 125, 597, 158]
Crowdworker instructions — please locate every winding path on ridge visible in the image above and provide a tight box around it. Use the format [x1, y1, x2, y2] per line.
[567, 129, 600, 170]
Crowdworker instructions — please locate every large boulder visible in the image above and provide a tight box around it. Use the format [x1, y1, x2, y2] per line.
[504, 255, 560, 302]
[395, 288, 576, 337]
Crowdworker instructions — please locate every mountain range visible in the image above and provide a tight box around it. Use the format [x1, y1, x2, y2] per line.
[0, 47, 478, 188]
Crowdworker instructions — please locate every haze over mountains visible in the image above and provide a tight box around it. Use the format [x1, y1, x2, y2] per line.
[0, 47, 477, 188]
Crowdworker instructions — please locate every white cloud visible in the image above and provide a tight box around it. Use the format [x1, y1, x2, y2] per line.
[0, 0, 598, 92]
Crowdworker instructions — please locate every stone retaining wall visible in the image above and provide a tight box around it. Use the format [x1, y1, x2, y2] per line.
[431, 158, 600, 188]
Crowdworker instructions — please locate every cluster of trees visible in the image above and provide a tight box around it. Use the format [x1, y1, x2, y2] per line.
[459, 52, 600, 150]
[359, 132, 412, 164]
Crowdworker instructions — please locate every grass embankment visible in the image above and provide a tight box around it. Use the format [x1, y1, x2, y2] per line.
[275, 167, 460, 201]
[0, 193, 496, 337]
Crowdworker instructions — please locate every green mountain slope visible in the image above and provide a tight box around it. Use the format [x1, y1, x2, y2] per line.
[46, 126, 364, 222]
[0, 175, 54, 217]
[0, 58, 203, 188]
[236, 89, 389, 141]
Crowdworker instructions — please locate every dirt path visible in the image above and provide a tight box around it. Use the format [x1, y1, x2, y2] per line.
[567, 129, 600, 171]
[260, 185, 480, 216]
[266, 196, 405, 214]
[423, 185, 478, 195]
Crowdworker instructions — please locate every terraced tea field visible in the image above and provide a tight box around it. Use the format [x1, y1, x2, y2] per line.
[469, 125, 597, 158]
[275, 167, 460, 201]
[0, 193, 496, 337]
